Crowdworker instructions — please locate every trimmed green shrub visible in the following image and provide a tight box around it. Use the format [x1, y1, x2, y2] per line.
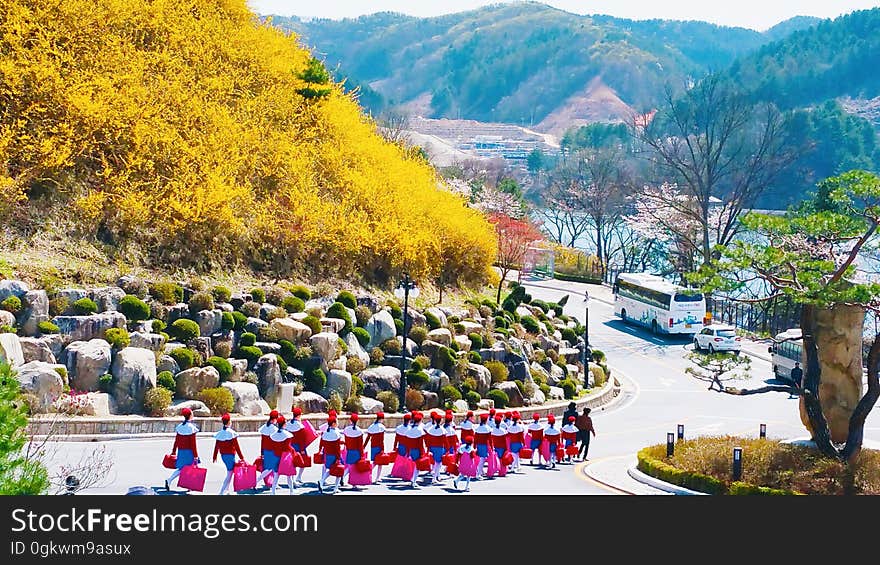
[452, 322, 465, 335]
[98, 373, 114, 393]
[377, 391, 399, 413]
[414, 354, 431, 370]
[530, 299, 550, 314]
[250, 288, 266, 303]
[170, 318, 200, 342]
[728, 482, 798, 496]
[305, 367, 327, 393]
[206, 356, 232, 382]
[405, 388, 424, 411]
[149, 281, 183, 305]
[152, 319, 167, 333]
[495, 327, 509, 337]
[336, 291, 357, 309]
[278, 340, 297, 366]
[424, 311, 442, 330]
[347, 357, 366, 375]
[156, 371, 176, 393]
[231, 311, 247, 331]
[343, 395, 363, 413]
[494, 316, 509, 329]
[170, 348, 199, 371]
[355, 305, 372, 327]
[352, 375, 365, 397]
[387, 302, 402, 320]
[486, 389, 509, 408]
[37, 320, 59, 334]
[239, 332, 257, 347]
[558, 294, 569, 307]
[302, 315, 322, 336]
[326, 302, 353, 334]
[144, 387, 172, 416]
[281, 295, 305, 314]
[188, 292, 215, 316]
[381, 338, 401, 355]
[54, 366, 67, 381]
[468, 333, 483, 350]
[73, 297, 98, 315]
[440, 385, 462, 405]
[370, 348, 385, 365]
[197, 387, 234, 416]
[211, 286, 232, 303]
[449, 340, 459, 352]
[221, 312, 235, 331]
[561, 328, 578, 345]
[438, 346, 456, 375]
[542, 320, 554, 334]
[352, 327, 370, 347]
[104, 327, 130, 349]
[406, 370, 429, 390]
[520, 316, 541, 334]
[410, 358, 424, 372]
[394, 318, 404, 335]
[118, 295, 150, 322]
[465, 390, 481, 409]
[484, 360, 508, 384]
[549, 302, 563, 317]
[636, 448, 726, 495]
[236, 346, 263, 368]
[591, 349, 607, 362]
[275, 354, 288, 374]
[447, 315, 461, 324]
[560, 378, 578, 399]
[291, 285, 311, 301]
[539, 383, 551, 397]
[239, 301, 261, 318]
[408, 326, 428, 346]
[467, 351, 482, 364]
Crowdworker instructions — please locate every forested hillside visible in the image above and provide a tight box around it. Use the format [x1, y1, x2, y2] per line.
[0, 0, 496, 286]
[270, 2, 815, 124]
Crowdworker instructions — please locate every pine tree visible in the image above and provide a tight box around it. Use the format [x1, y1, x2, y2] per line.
[0, 361, 49, 495]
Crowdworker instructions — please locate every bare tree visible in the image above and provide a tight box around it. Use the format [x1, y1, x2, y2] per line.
[635, 75, 798, 268]
[685, 351, 752, 391]
[377, 107, 411, 145]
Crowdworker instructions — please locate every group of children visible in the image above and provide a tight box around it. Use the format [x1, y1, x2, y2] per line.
[164, 405, 592, 495]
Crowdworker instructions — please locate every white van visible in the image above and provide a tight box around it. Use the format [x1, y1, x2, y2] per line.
[769, 328, 802, 381]
[613, 273, 706, 335]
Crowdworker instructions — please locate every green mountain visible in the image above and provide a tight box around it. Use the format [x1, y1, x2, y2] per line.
[267, 3, 816, 126]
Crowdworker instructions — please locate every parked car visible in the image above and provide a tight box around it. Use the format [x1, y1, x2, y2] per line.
[693, 324, 742, 354]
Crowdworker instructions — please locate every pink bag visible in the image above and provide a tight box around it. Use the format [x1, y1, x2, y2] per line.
[264, 471, 274, 488]
[541, 439, 551, 463]
[178, 464, 207, 492]
[233, 462, 256, 491]
[278, 452, 296, 476]
[458, 452, 478, 478]
[390, 452, 415, 479]
[347, 463, 373, 486]
[301, 420, 318, 448]
[486, 449, 499, 478]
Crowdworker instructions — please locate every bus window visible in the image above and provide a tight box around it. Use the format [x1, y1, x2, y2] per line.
[674, 293, 704, 302]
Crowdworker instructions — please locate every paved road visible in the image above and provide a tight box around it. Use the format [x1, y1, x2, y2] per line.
[45, 278, 880, 495]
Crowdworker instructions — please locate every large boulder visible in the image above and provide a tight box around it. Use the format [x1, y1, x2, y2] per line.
[167, 303, 190, 324]
[425, 368, 450, 393]
[0, 333, 25, 368]
[427, 328, 452, 347]
[166, 400, 211, 418]
[508, 354, 530, 382]
[360, 366, 401, 398]
[459, 321, 484, 334]
[538, 334, 559, 352]
[549, 365, 565, 386]
[63, 339, 111, 391]
[453, 335, 471, 352]
[56, 288, 88, 312]
[547, 386, 564, 400]
[175, 366, 220, 400]
[157, 355, 180, 375]
[245, 317, 268, 334]
[291, 391, 329, 414]
[303, 299, 327, 318]
[0, 280, 29, 302]
[365, 310, 396, 350]
[310, 332, 341, 367]
[422, 391, 439, 409]
[323, 369, 352, 400]
[343, 331, 369, 367]
[453, 399, 469, 413]
[404, 307, 426, 327]
[465, 363, 492, 396]
[530, 362, 550, 380]
[420, 340, 445, 365]
[111, 347, 157, 414]
[91, 287, 126, 312]
[221, 382, 262, 414]
[129, 332, 166, 353]
[275, 383, 296, 413]
[19, 290, 49, 336]
[360, 396, 385, 414]
[196, 309, 221, 337]
[15, 361, 65, 412]
[0, 310, 15, 327]
[54, 311, 126, 343]
[254, 342, 281, 355]
[356, 294, 380, 313]
[255, 354, 281, 407]
[493, 381, 524, 407]
[529, 387, 546, 405]
[19, 337, 56, 364]
[270, 318, 312, 343]
[478, 347, 506, 363]
[259, 303, 276, 321]
[396, 336, 418, 358]
[321, 317, 346, 334]
[192, 336, 214, 361]
[227, 358, 248, 382]
[558, 347, 581, 362]
[425, 307, 448, 328]
[76, 392, 111, 417]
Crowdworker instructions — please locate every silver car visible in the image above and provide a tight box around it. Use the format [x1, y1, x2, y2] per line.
[693, 324, 741, 354]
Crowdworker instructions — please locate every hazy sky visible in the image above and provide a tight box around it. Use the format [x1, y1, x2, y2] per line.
[248, 0, 880, 31]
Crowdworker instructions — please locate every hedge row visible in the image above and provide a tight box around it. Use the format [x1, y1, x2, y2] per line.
[553, 272, 603, 284]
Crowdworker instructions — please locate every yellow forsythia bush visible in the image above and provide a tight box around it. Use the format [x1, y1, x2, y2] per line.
[0, 0, 496, 286]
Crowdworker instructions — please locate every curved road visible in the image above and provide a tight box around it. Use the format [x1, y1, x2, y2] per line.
[45, 279, 880, 495]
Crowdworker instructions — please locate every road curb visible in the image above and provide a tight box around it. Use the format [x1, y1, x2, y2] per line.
[626, 465, 708, 495]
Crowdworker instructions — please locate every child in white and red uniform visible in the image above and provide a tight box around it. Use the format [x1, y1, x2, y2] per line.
[213, 413, 244, 495]
[268, 415, 293, 495]
[425, 412, 447, 484]
[458, 411, 475, 444]
[283, 407, 308, 487]
[507, 411, 525, 472]
[527, 413, 545, 466]
[443, 410, 458, 458]
[561, 416, 579, 463]
[453, 436, 477, 491]
[342, 412, 366, 488]
[405, 411, 426, 488]
[256, 409, 279, 487]
[365, 412, 387, 483]
[393, 413, 411, 461]
[543, 414, 561, 469]
[166, 407, 199, 490]
[318, 416, 343, 493]
[490, 414, 508, 462]
[473, 413, 492, 479]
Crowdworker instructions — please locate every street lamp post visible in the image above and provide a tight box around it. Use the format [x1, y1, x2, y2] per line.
[582, 290, 590, 366]
[394, 273, 419, 412]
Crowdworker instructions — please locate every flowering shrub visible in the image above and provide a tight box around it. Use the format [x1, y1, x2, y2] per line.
[53, 390, 92, 416]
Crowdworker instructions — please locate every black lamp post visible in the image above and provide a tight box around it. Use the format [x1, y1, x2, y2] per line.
[582, 290, 590, 365]
[394, 273, 419, 412]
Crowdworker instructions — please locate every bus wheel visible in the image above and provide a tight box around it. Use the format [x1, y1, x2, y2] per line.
[651, 320, 658, 334]
[621, 309, 627, 323]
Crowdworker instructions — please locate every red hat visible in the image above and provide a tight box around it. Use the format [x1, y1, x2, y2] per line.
[376, 412, 385, 419]
[221, 413, 230, 423]
[350, 413, 359, 422]
[479, 414, 489, 422]
[489, 408, 496, 415]
[328, 416, 337, 425]
[513, 411, 521, 419]
[403, 413, 412, 422]
[445, 414, 453, 422]
[568, 416, 575, 423]
[292, 407, 302, 416]
[276, 415, 286, 425]
[547, 414, 556, 423]
[269, 410, 279, 419]
[328, 409, 337, 417]
[431, 411, 441, 420]
[181, 407, 192, 418]
[445, 409, 453, 417]
[494, 415, 502, 422]
[414, 413, 423, 422]
[466, 410, 474, 417]
[533, 413, 540, 420]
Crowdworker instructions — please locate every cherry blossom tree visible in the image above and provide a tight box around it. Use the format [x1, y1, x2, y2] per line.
[489, 213, 544, 303]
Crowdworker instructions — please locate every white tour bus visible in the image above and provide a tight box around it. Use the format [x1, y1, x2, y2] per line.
[769, 328, 802, 381]
[612, 273, 706, 335]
